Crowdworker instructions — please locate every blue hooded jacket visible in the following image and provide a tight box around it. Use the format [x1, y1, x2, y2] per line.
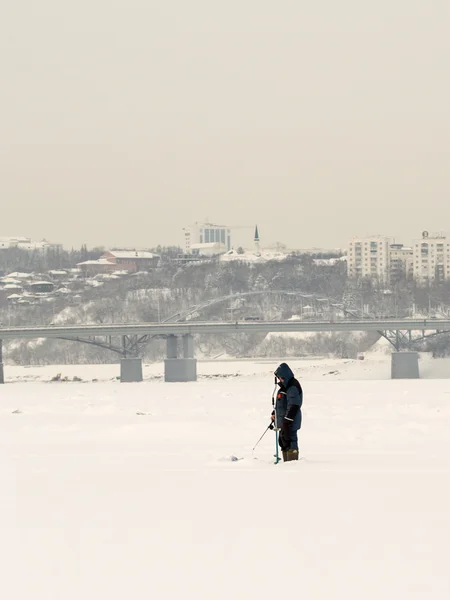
[274, 363, 302, 430]
[275, 363, 295, 385]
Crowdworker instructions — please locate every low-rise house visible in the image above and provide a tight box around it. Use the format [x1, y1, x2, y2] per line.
[2, 283, 23, 293]
[7, 293, 22, 304]
[77, 250, 160, 275]
[0, 278, 21, 288]
[28, 281, 55, 294]
[102, 250, 160, 271]
[76, 258, 118, 277]
[6, 272, 34, 280]
[48, 270, 68, 280]
[56, 287, 72, 296]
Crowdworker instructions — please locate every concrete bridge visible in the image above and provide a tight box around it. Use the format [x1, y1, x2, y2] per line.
[1, 318, 450, 382]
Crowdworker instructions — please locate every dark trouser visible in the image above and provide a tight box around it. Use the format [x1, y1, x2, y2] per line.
[279, 410, 301, 451]
[279, 429, 298, 451]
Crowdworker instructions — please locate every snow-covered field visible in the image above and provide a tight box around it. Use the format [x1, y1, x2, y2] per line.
[4, 350, 450, 383]
[1, 359, 450, 599]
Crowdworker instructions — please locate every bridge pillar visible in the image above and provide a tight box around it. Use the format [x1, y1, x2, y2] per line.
[0, 339, 4, 384]
[391, 352, 419, 379]
[120, 358, 143, 382]
[183, 334, 194, 359]
[164, 334, 197, 382]
[167, 335, 178, 359]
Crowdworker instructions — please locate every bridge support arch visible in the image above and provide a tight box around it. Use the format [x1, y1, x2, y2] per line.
[164, 334, 197, 382]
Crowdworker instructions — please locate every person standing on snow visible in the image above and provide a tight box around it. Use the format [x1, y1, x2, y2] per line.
[271, 363, 303, 462]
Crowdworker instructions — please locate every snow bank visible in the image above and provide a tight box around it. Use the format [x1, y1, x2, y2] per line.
[4, 354, 450, 383]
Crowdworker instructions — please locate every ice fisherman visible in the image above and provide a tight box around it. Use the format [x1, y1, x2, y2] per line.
[271, 363, 303, 462]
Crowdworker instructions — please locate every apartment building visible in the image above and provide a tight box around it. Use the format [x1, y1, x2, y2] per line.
[349, 231, 450, 282]
[390, 244, 414, 281]
[347, 236, 391, 280]
[413, 231, 450, 282]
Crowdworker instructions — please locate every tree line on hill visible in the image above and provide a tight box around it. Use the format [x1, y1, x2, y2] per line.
[3, 247, 450, 363]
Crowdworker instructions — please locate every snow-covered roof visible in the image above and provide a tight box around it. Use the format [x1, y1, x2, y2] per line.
[77, 259, 114, 266]
[94, 273, 121, 281]
[106, 251, 159, 259]
[7, 293, 22, 299]
[29, 281, 54, 286]
[84, 280, 104, 287]
[49, 270, 67, 275]
[3, 283, 23, 289]
[6, 272, 33, 279]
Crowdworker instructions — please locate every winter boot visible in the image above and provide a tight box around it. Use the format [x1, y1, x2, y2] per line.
[286, 449, 299, 461]
[282, 450, 288, 462]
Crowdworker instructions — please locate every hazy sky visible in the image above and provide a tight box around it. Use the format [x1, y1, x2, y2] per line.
[1, 1, 449, 250]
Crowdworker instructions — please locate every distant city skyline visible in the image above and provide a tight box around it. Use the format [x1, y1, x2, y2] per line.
[2, 222, 450, 252]
[2, 226, 449, 253]
[2, 1, 449, 252]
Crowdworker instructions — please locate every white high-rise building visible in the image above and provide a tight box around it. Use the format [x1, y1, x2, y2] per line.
[183, 222, 231, 254]
[347, 236, 391, 280]
[413, 231, 450, 282]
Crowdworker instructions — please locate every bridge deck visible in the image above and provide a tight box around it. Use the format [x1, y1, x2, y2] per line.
[0, 319, 449, 339]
